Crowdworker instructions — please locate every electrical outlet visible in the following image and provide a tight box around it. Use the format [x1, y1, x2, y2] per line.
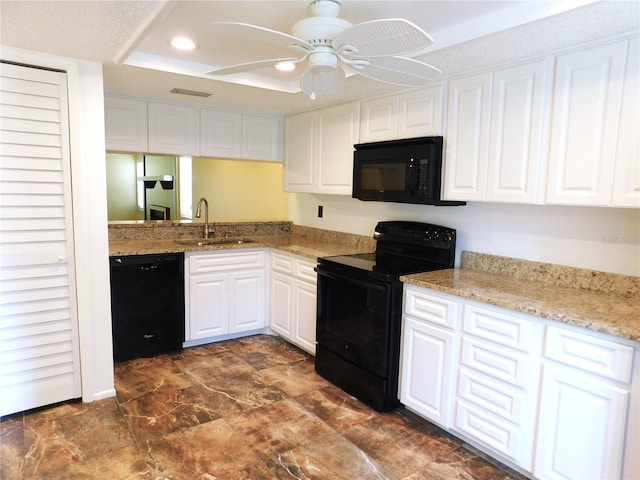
[318, 205, 323, 218]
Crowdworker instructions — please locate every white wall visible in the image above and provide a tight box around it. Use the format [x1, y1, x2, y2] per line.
[2, 47, 116, 402]
[291, 193, 640, 276]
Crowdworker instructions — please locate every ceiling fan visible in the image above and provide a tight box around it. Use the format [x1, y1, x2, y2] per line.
[207, 0, 441, 99]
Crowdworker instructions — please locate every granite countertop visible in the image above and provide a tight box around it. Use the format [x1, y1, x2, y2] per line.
[108, 235, 368, 260]
[108, 222, 377, 262]
[402, 268, 640, 343]
[108, 223, 639, 344]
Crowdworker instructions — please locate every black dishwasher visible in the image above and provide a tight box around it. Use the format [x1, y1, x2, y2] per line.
[109, 253, 185, 362]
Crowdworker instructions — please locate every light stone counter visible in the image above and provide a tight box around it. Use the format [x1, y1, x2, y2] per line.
[402, 252, 640, 343]
[108, 223, 639, 342]
[108, 222, 376, 261]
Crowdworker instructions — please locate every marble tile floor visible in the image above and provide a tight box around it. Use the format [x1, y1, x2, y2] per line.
[1, 334, 528, 479]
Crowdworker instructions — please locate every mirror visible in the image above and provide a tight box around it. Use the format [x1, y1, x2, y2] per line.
[106, 153, 290, 222]
[105, 153, 185, 221]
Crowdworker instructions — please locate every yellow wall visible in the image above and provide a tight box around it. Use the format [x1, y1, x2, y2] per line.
[192, 158, 289, 221]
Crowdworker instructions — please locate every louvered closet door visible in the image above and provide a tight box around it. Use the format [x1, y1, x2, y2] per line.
[0, 62, 81, 416]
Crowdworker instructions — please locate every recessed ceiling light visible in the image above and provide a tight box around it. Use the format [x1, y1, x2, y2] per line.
[275, 61, 296, 72]
[171, 37, 196, 50]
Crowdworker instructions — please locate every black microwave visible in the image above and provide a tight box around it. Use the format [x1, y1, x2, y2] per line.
[352, 136, 465, 206]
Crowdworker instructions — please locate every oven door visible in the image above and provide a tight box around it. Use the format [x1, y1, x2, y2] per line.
[315, 267, 394, 377]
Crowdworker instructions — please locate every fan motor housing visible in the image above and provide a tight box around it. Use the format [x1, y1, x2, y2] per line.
[309, 50, 338, 72]
[292, 17, 352, 45]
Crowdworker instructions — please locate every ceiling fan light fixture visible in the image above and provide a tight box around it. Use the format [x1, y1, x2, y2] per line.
[300, 67, 345, 99]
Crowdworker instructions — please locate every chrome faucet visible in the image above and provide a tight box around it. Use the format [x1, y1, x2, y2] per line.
[195, 197, 213, 238]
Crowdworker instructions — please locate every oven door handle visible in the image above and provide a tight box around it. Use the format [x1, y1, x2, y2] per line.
[316, 269, 388, 292]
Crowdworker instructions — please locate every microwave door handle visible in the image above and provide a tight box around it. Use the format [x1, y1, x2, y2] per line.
[408, 158, 417, 196]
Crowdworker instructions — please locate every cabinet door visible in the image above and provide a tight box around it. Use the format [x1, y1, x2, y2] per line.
[269, 271, 294, 338]
[612, 37, 640, 207]
[360, 95, 398, 142]
[400, 317, 456, 427]
[200, 109, 242, 158]
[293, 280, 317, 354]
[546, 41, 627, 206]
[284, 111, 315, 192]
[188, 273, 228, 340]
[229, 269, 266, 333]
[148, 102, 197, 155]
[443, 73, 492, 201]
[534, 365, 629, 480]
[316, 101, 360, 194]
[242, 114, 282, 161]
[487, 60, 549, 203]
[398, 86, 444, 138]
[104, 96, 148, 152]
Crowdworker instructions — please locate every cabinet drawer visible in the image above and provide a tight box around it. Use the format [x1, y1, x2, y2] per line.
[461, 335, 530, 387]
[270, 252, 295, 275]
[404, 287, 459, 329]
[189, 251, 265, 273]
[544, 325, 634, 383]
[296, 260, 317, 284]
[458, 368, 526, 424]
[463, 304, 536, 352]
[454, 400, 530, 467]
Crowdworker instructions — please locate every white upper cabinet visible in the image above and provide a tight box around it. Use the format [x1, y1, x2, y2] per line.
[545, 41, 628, 206]
[444, 60, 549, 203]
[486, 60, 550, 203]
[200, 110, 282, 161]
[200, 109, 242, 158]
[360, 95, 397, 143]
[612, 37, 640, 208]
[148, 102, 197, 155]
[241, 114, 282, 161]
[284, 101, 359, 194]
[316, 102, 360, 194]
[105, 94, 283, 160]
[360, 86, 443, 143]
[284, 110, 315, 192]
[442, 36, 638, 208]
[104, 96, 148, 152]
[443, 73, 492, 201]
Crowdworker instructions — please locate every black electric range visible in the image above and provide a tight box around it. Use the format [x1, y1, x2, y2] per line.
[314, 221, 457, 412]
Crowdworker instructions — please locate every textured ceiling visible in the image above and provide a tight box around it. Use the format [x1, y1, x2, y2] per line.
[1, 1, 639, 115]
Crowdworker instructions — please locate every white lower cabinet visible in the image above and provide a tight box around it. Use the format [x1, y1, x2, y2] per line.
[400, 287, 459, 427]
[185, 250, 267, 343]
[453, 302, 542, 470]
[534, 325, 634, 480]
[269, 251, 317, 354]
[401, 284, 638, 479]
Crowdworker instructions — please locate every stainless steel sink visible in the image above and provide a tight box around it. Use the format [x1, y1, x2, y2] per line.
[176, 238, 255, 246]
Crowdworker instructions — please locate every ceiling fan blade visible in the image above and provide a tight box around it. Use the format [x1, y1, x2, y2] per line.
[207, 57, 303, 76]
[355, 56, 441, 87]
[333, 19, 433, 58]
[300, 68, 345, 98]
[211, 22, 314, 52]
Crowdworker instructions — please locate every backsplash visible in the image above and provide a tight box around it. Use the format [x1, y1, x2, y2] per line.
[462, 251, 639, 299]
[291, 225, 376, 251]
[108, 221, 292, 241]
